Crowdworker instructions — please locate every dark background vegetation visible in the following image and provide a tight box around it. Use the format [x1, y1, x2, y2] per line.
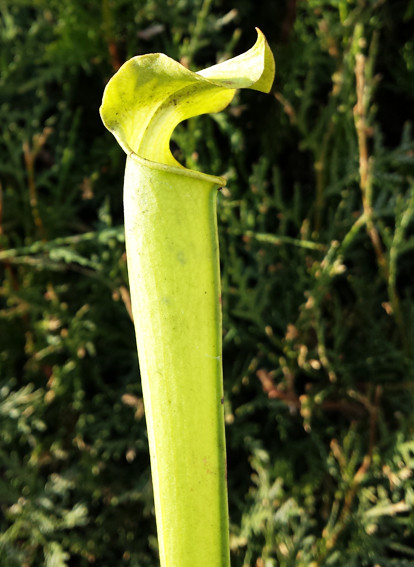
[1, 0, 414, 565]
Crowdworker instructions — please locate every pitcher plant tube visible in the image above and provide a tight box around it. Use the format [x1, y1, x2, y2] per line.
[100, 29, 275, 567]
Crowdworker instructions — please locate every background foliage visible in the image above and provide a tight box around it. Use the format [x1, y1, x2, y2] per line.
[1, 0, 414, 565]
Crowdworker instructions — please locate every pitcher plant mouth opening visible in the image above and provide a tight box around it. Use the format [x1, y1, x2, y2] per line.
[127, 150, 227, 187]
[100, 28, 275, 567]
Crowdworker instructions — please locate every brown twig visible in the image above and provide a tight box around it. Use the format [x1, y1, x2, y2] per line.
[23, 132, 50, 241]
[256, 369, 366, 419]
[354, 52, 408, 351]
[102, 0, 122, 71]
[353, 53, 387, 277]
[324, 453, 371, 553]
[118, 284, 133, 322]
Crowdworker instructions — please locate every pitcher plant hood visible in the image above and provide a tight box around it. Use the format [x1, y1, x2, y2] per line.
[100, 28, 275, 174]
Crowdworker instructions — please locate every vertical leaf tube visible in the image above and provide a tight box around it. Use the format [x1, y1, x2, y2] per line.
[124, 154, 228, 566]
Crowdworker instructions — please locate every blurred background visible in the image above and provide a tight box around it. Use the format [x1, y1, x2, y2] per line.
[1, 1, 414, 565]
